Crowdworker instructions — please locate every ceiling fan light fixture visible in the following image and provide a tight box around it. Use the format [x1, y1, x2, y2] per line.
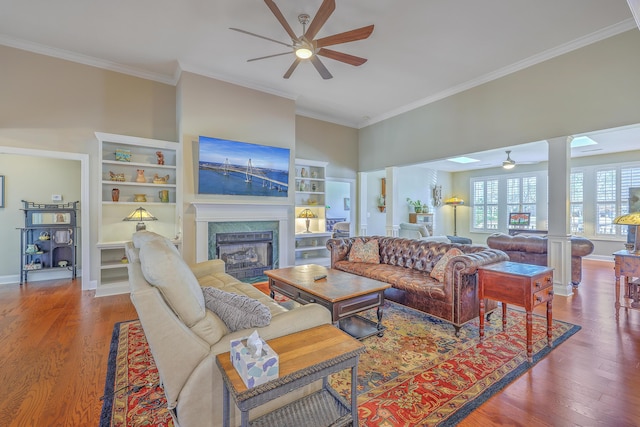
[295, 47, 313, 59]
[502, 150, 516, 169]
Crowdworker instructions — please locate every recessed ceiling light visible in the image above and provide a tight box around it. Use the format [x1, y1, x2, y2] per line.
[447, 156, 479, 164]
[570, 136, 598, 148]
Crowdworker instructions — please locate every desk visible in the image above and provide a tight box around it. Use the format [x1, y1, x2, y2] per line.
[216, 324, 364, 427]
[613, 250, 640, 318]
[478, 261, 554, 363]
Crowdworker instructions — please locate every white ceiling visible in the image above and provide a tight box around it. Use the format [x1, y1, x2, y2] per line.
[0, 0, 638, 170]
[0, 0, 636, 129]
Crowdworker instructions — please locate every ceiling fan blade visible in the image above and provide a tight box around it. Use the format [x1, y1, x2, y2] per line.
[310, 55, 333, 79]
[317, 48, 367, 66]
[305, 0, 336, 40]
[248, 52, 292, 62]
[316, 25, 374, 48]
[283, 58, 301, 79]
[230, 28, 293, 48]
[264, 0, 298, 40]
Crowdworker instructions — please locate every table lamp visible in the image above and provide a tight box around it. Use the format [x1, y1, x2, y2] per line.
[613, 211, 640, 252]
[123, 207, 158, 231]
[297, 208, 316, 233]
[445, 197, 464, 236]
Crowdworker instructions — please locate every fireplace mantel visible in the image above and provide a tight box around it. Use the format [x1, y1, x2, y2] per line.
[191, 202, 292, 264]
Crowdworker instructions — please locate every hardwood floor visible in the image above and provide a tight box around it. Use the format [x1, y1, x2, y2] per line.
[0, 259, 638, 426]
[0, 279, 136, 427]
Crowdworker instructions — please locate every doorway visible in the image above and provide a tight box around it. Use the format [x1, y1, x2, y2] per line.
[326, 178, 355, 236]
[0, 146, 90, 289]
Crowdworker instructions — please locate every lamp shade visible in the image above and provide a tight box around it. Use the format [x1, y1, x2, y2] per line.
[445, 197, 464, 206]
[613, 212, 640, 225]
[123, 207, 158, 231]
[297, 209, 316, 219]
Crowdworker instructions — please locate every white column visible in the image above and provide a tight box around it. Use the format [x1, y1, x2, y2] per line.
[386, 167, 399, 236]
[547, 137, 573, 296]
[357, 172, 368, 236]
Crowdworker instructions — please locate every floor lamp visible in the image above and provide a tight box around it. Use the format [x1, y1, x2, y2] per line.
[445, 197, 464, 236]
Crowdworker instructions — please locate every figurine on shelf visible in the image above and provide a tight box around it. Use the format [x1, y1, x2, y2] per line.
[156, 151, 165, 165]
[109, 171, 125, 182]
[136, 169, 146, 183]
[153, 173, 170, 184]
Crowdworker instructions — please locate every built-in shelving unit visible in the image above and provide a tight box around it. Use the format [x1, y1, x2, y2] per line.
[294, 159, 330, 266]
[19, 200, 79, 284]
[95, 132, 182, 296]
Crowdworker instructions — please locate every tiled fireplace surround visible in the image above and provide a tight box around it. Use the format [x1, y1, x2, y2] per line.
[192, 203, 292, 270]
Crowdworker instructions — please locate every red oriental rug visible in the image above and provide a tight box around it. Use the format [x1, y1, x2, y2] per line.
[101, 301, 580, 427]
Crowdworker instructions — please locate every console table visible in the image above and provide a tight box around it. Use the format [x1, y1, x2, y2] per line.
[478, 261, 554, 363]
[613, 250, 640, 318]
[216, 324, 364, 427]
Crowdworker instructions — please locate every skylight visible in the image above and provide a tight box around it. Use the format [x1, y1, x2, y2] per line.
[447, 156, 480, 164]
[570, 136, 598, 148]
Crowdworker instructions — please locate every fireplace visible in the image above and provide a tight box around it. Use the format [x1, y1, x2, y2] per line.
[192, 203, 292, 278]
[216, 231, 273, 280]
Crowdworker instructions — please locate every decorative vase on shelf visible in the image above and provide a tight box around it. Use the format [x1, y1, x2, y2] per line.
[112, 188, 120, 202]
[159, 190, 169, 203]
[136, 169, 146, 183]
[133, 194, 147, 202]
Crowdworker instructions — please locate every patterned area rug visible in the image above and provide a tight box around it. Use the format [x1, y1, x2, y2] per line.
[101, 301, 580, 427]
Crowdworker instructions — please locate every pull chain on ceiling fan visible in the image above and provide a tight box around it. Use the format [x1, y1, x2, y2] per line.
[230, 0, 374, 79]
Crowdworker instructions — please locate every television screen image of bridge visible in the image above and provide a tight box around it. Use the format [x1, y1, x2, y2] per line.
[198, 136, 290, 197]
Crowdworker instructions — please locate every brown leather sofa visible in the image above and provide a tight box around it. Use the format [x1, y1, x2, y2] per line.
[326, 236, 509, 335]
[486, 233, 594, 286]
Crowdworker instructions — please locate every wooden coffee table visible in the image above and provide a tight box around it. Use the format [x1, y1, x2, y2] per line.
[265, 264, 391, 339]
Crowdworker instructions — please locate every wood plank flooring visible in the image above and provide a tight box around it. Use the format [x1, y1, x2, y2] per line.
[0, 259, 638, 426]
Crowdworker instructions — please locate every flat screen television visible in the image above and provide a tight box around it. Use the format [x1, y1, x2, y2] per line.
[508, 212, 531, 227]
[198, 136, 290, 197]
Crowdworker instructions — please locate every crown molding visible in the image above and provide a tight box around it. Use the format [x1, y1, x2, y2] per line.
[362, 19, 637, 129]
[0, 33, 176, 85]
[177, 62, 298, 101]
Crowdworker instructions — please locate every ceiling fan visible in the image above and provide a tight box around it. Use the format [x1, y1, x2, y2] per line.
[230, 0, 374, 80]
[503, 150, 516, 169]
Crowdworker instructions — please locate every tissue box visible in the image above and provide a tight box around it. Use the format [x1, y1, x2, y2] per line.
[230, 338, 279, 388]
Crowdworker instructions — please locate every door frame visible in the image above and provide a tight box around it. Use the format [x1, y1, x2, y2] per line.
[0, 146, 91, 290]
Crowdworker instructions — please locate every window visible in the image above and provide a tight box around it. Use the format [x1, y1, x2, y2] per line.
[507, 176, 537, 229]
[471, 179, 498, 231]
[570, 171, 583, 234]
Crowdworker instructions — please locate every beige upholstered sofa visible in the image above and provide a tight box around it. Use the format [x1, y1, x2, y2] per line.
[326, 236, 509, 335]
[125, 231, 331, 427]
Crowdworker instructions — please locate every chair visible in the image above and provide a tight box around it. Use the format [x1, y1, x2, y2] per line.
[332, 221, 350, 238]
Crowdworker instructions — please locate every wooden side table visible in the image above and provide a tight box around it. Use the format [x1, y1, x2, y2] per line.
[478, 261, 554, 363]
[613, 249, 640, 318]
[216, 324, 364, 427]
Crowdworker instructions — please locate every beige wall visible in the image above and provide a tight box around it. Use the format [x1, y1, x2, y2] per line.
[295, 116, 358, 180]
[177, 72, 297, 264]
[359, 30, 640, 172]
[0, 45, 177, 287]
